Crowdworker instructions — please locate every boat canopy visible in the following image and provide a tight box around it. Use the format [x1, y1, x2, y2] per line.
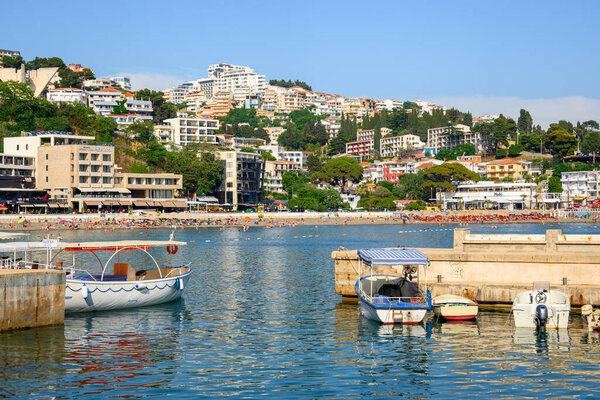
[357, 248, 430, 267]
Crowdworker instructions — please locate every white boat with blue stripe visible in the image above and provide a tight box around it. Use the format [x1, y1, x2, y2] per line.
[355, 248, 431, 325]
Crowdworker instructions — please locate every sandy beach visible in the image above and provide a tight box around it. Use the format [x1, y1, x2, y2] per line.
[0, 209, 591, 233]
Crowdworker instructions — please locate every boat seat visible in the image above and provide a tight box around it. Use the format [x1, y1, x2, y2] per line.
[113, 263, 136, 281]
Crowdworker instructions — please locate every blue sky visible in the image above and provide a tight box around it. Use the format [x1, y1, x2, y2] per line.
[4, 0, 600, 125]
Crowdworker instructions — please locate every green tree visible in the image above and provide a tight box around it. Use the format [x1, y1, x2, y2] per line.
[508, 143, 524, 157]
[517, 109, 533, 134]
[405, 200, 426, 210]
[435, 143, 476, 160]
[581, 131, 600, 155]
[126, 120, 155, 142]
[548, 176, 563, 193]
[1, 55, 24, 68]
[165, 145, 222, 196]
[322, 157, 363, 191]
[546, 124, 577, 160]
[260, 151, 276, 161]
[306, 153, 322, 174]
[422, 163, 481, 196]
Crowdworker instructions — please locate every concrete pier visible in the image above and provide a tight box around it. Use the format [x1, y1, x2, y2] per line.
[0, 269, 65, 331]
[332, 229, 600, 306]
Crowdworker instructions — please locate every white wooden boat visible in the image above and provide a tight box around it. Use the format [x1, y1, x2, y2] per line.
[355, 248, 431, 325]
[512, 281, 570, 330]
[0, 238, 192, 313]
[432, 294, 478, 321]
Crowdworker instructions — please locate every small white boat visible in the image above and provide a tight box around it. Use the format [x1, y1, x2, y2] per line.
[355, 248, 431, 325]
[432, 294, 478, 321]
[512, 281, 570, 330]
[0, 238, 192, 313]
[581, 304, 600, 331]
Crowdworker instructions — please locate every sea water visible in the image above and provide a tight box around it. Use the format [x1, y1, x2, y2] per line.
[2, 222, 600, 399]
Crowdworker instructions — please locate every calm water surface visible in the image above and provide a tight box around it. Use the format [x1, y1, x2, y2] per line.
[2, 222, 600, 399]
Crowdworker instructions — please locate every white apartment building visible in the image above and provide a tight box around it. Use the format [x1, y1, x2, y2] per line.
[153, 124, 176, 144]
[194, 78, 216, 99]
[87, 88, 123, 112]
[4, 131, 95, 159]
[216, 66, 267, 101]
[184, 91, 207, 114]
[46, 88, 87, 105]
[264, 160, 300, 193]
[257, 145, 284, 159]
[262, 85, 305, 113]
[110, 76, 132, 91]
[561, 171, 600, 202]
[427, 124, 488, 153]
[161, 114, 219, 146]
[438, 181, 536, 210]
[208, 63, 245, 78]
[380, 134, 425, 157]
[357, 128, 392, 142]
[282, 151, 310, 169]
[322, 116, 341, 138]
[164, 82, 196, 104]
[376, 99, 403, 111]
[124, 99, 153, 120]
[82, 78, 121, 90]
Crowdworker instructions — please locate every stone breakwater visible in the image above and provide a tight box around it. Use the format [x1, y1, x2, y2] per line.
[333, 229, 600, 307]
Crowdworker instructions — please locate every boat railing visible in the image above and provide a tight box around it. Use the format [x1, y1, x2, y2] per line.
[0, 259, 60, 270]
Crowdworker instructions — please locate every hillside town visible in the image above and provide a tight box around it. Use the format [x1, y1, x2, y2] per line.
[0, 50, 599, 214]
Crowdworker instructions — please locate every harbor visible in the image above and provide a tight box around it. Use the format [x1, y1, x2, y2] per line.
[333, 228, 600, 308]
[0, 223, 599, 398]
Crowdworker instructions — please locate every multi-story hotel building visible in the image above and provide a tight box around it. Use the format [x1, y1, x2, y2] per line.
[561, 170, 600, 203]
[264, 160, 300, 193]
[345, 140, 373, 158]
[380, 134, 425, 157]
[485, 159, 526, 182]
[216, 151, 264, 209]
[426, 124, 488, 153]
[160, 114, 219, 146]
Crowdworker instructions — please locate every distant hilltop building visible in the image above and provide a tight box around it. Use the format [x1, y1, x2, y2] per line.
[0, 49, 21, 66]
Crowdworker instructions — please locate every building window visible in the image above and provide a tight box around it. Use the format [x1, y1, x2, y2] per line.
[45, 165, 48, 171]
[16, 145, 19, 151]
[25, 144, 28, 150]
[103, 154, 111, 162]
[45, 176, 48, 182]
[45, 154, 48, 160]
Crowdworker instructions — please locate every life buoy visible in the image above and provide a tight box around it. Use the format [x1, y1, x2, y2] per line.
[166, 244, 178, 255]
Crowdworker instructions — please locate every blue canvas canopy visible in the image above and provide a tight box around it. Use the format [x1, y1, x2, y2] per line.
[357, 248, 430, 266]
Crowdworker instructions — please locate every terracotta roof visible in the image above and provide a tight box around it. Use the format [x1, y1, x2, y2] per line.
[489, 158, 524, 165]
[416, 162, 436, 169]
[99, 88, 122, 93]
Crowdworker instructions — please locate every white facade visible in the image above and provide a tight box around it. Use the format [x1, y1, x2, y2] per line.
[561, 171, 600, 201]
[380, 134, 425, 157]
[4, 131, 95, 159]
[281, 151, 310, 169]
[376, 99, 403, 111]
[161, 115, 219, 146]
[439, 181, 536, 210]
[46, 88, 87, 105]
[87, 89, 123, 113]
[110, 76, 132, 91]
[427, 124, 488, 153]
[216, 66, 267, 101]
[208, 63, 245, 78]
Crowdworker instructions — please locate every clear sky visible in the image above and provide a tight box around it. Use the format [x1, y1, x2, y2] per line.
[4, 0, 600, 126]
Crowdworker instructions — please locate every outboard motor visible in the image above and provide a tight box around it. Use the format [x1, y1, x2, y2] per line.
[535, 304, 548, 331]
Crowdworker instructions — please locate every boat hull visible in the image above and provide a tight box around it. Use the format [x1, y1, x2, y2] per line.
[65, 270, 191, 313]
[359, 298, 427, 325]
[433, 304, 478, 320]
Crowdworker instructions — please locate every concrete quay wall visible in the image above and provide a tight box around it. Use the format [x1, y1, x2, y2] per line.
[332, 229, 600, 306]
[0, 270, 65, 331]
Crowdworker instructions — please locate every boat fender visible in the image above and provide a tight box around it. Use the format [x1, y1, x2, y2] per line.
[177, 277, 184, 290]
[135, 283, 147, 290]
[166, 245, 178, 255]
[82, 284, 88, 299]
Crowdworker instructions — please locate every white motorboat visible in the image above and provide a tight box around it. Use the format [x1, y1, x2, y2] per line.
[432, 294, 478, 321]
[0, 238, 192, 313]
[512, 281, 570, 330]
[355, 248, 431, 325]
[581, 304, 600, 331]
